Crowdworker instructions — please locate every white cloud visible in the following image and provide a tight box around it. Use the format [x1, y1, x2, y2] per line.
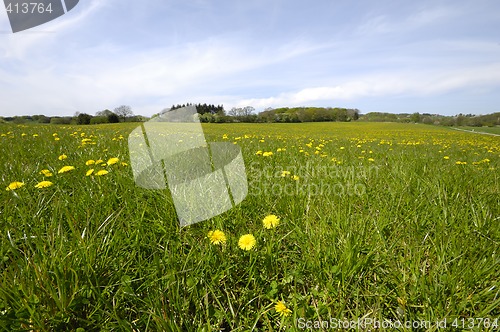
[235, 63, 500, 109]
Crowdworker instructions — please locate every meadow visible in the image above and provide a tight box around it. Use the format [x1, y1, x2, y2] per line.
[1, 122, 499, 331]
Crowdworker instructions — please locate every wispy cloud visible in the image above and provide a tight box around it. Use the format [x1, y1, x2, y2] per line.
[0, 33, 324, 115]
[235, 63, 500, 109]
[356, 5, 460, 38]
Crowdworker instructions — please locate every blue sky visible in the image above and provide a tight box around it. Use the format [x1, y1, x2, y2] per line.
[1, 0, 499, 117]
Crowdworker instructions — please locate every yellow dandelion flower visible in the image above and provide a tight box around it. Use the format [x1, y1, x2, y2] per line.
[86, 169, 94, 176]
[256, 150, 263, 155]
[443, 156, 450, 160]
[262, 151, 273, 157]
[32, 134, 38, 137]
[95, 170, 109, 176]
[35, 181, 53, 189]
[54, 137, 60, 141]
[368, 158, 375, 162]
[275, 301, 292, 317]
[238, 234, 256, 251]
[58, 166, 75, 174]
[58, 154, 68, 160]
[263, 214, 280, 229]
[291, 175, 300, 181]
[6, 181, 24, 191]
[95, 159, 104, 165]
[39, 169, 53, 177]
[86, 160, 95, 166]
[207, 230, 227, 245]
[280, 170, 291, 177]
[107, 157, 119, 166]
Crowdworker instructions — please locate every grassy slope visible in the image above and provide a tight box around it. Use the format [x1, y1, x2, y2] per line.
[1, 122, 499, 331]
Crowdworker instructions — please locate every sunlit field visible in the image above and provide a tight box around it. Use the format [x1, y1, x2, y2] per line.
[1, 122, 499, 331]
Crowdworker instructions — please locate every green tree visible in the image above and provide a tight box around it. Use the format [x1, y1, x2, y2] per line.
[107, 113, 120, 123]
[77, 113, 92, 125]
[410, 112, 421, 123]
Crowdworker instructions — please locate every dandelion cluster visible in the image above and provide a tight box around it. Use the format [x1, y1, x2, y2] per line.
[39, 169, 53, 177]
[280, 170, 300, 181]
[206, 214, 283, 251]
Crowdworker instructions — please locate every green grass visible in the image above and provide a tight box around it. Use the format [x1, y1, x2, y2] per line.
[1, 122, 499, 331]
[454, 126, 500, 135]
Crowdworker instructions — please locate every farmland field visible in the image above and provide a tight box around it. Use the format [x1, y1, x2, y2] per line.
[1, 122, 499, 331]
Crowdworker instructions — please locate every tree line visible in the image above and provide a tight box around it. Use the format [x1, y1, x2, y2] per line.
[1, 103, 499, 127]
[359, 112, 500, 127]
[258, 107, 360, 123]
[155, 105, 360, 123]
[0, 105, 144, 125]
